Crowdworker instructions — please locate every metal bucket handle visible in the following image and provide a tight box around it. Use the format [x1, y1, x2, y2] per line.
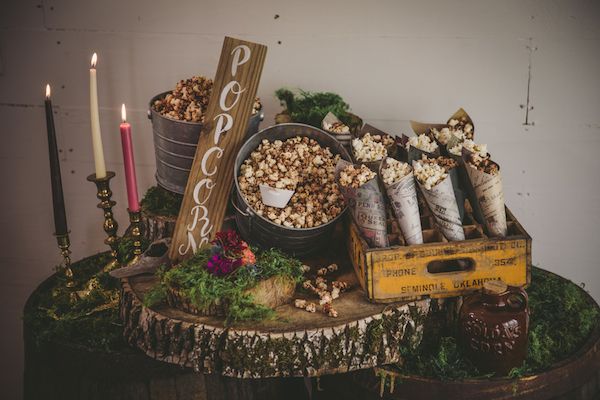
[230, 192, 254, 234]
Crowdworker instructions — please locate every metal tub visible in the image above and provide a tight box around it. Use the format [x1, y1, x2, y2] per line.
[232, 123, 352, 256]
[148, 91, 263, 194]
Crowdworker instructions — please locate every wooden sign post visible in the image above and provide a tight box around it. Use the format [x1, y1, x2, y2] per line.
[169, 37, 267, 262]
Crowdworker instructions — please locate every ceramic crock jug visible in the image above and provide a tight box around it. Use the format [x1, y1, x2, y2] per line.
[458, 280, 529, 375]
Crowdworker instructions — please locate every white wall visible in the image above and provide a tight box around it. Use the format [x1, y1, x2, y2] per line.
[1, 1, 599, 398]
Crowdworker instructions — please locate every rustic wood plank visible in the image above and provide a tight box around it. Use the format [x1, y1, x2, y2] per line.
[169, 37, 267, 262]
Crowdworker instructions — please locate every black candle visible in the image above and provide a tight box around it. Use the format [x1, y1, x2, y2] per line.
[44, 84, 68, 235]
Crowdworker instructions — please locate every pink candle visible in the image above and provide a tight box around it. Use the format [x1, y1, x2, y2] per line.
[120, 104, 140, 212]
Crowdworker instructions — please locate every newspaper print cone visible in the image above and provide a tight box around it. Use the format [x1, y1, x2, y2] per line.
[413, 161, 465, 241]
[463, 159, 507, 238]
[336, 160, 389, 248]
[382, 171, 423, 245]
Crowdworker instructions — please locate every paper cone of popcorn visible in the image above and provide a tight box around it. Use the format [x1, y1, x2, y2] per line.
[413, 161, 465, 241]
[398, 134, 440, 165]
[447, 108, 475, 139]
[380, 160, 423, 245]
[336, 160, 389, 248]
[322, 112, 352, 147]
[462, 150, 507, 237]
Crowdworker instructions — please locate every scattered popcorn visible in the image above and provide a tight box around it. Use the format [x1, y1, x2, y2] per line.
[317, 267, 328, 276]
[331, 287, 340, 300]
[300, 264, 311, 273]
[153, 76, 261, 122]
[327, 263, 338, 273]
[319, 292, 333, 305]
[413, 158, 448, 190]
[332, 281, 349, 291]
[305, 303, 317, 313]
[322, 303, 338, 318]
[352, 133, 388, 162]
[406, 134, 439, 154]
[324, 121, 350, 135]
[302, 280, 314, 290]
[380, 158, 412, 186]
[339, 164, 376, 188]
[294, 299, 307, 309]
[238, 136, 344, 229]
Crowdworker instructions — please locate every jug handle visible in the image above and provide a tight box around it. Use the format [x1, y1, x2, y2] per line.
[505, 286, 528, 311]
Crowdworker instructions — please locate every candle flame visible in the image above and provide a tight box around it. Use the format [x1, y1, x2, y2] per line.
[45, 84, 51, 99]
[91, 52, 97, 68]
[121, 104, 127, 122]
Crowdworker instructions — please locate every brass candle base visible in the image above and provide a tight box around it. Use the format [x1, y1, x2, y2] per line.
[55, 232, 75, 288]
[127, 208, 143, 265]
[87, 171, 120, 272]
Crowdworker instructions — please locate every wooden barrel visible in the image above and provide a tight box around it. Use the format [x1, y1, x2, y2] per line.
[323, 269, 600, 400]
[22, 261, 315, 400]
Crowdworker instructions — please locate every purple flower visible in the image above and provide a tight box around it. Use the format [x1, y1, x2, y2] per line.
[206, 254, 242, 276]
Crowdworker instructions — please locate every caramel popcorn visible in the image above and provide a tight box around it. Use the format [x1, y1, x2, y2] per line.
[305, 303, 317, 313]
[352, 133, 388, 162]
[153, 75, 261, 122]
[380, 158, 412, 186]
[448, 117, 474, 139]
[294, 299, 307, 309]
[448, 139, 488, 162]
[339, 164, 376, 188]
[323, 121, 350, 134]
[322, 303, 338, 318]
[238, 136, 344, 229]
[467, 157, 500, 175]
[432, 156, 458, 172]
[406, 134, 439, 153]
[413, 158, 448, 190]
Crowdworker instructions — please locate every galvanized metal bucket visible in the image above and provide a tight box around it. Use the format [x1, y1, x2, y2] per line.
[232, 123, 352, 256]
[148, 91, 264, 194]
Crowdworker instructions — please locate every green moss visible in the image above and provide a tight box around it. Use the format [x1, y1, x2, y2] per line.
[144, 247, 305, 323]
[392, 267, 600, 380]
[140, 185, 183, 217]
[23, 235, 149, 352]
[275, 88, 361, 130]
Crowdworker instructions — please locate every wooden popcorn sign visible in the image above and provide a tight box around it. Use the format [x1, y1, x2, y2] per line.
[169, 37, 267, 262]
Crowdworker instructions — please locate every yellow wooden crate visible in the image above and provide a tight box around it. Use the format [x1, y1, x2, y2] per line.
[347, 206, 531, 302]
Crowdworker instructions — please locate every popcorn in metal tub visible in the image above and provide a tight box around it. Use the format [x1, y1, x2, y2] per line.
[238, 136, 344, 229]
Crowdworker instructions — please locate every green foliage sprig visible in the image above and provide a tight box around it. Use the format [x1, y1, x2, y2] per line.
[275, 88, 358, 129]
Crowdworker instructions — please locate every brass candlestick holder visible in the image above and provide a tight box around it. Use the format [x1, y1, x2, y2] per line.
[127, 208, 143, 265]
[87, 171, 120, 271]
[55, 232, 75, 287]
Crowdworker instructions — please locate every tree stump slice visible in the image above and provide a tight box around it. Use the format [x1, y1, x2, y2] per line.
[121, 240, 433, 378]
